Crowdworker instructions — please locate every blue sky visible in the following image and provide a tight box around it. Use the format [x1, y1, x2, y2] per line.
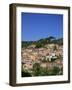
[21, 12, 63, 41]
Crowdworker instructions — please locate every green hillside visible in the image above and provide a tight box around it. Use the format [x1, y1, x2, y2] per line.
[22, 36, 63, 48]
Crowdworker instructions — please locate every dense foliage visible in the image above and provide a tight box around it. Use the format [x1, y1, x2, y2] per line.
[22, 63, 63, 77]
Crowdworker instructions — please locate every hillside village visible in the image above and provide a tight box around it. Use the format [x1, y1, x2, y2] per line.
[21, 37, 63, 77]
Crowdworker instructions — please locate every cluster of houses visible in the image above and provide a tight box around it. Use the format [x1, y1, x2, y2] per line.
[21, 44, 63, 71]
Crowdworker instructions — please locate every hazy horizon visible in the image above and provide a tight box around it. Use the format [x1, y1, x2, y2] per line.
[22, 36, 63, 42]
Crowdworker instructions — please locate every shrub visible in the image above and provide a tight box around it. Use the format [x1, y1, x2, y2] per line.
[21, 71, 32, 77]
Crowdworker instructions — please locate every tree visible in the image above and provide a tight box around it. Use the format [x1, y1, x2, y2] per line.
[53, 45, 57, 51]
[21, 63, 32, 77]
[21, 70, 32, 77]
[35, 43, 43, 48]
[51, 66, 60, 75]
[33, 63, 41, 76]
